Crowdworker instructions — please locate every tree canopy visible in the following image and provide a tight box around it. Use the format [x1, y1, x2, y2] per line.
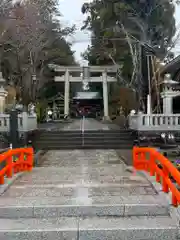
[0, 0, 76, 104]
[81, 0, 176, 88]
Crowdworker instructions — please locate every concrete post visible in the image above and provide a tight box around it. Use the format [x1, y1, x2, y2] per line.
[163, 97, 172, 114]
[64, 70, 70, 116]
[147, 94, 152, 114]
[53, 101, 57, 120]
[0, 86, 7, 113]
[10, 109, 19, 148]
[102, 71, 109, 120]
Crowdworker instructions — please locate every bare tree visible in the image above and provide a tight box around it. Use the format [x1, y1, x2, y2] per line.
[2, 0, 74, 104]
[0, 0, 13, 62]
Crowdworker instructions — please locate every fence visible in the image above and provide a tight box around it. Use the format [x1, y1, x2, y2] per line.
[0, 112, 37, 132]
[0, 147, 33, 185]
[133, 146, 180, 207]
[129, 114, 180, 131]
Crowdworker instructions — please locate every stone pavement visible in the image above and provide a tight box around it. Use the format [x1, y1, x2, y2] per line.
[63, 118, 109, 130]
[0, 119, 178, 239]
[116, 149, 133, 165]
[38, 121, 69, 130]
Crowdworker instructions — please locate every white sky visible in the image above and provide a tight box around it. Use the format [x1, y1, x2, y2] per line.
[59, 0, 180, 62]
[174, 3, 180, 55]
[59, 0, 91, 65]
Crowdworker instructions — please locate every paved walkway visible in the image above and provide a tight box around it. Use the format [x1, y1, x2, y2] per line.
[1, 149, 155, 204]
[38, 121, 70, 130]
[0, 118, 167, 207]
[63, 118, 109, 130]
[0, 118, 155, 209]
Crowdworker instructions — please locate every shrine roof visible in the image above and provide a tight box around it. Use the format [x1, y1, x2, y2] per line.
[161, 55, 180, 80]
[47, 93, 64, 102]
[73, 91, 102, 100]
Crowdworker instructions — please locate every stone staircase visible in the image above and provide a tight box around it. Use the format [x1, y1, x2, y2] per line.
[34, 129, 136, 150]
[0, 162, 178, 239]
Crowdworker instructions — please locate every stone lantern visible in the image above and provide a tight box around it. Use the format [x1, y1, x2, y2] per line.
[160, 73, 179, 114]
[0, 72, 7, 113]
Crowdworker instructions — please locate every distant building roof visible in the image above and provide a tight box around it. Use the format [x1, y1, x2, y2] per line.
[73, 92, 102, 100]
[161, 55, 180, 80]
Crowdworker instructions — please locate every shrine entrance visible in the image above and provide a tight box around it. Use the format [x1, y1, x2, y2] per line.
[49, 65, 117, 120]
[72, 91, 103, 118]
[46, 93, 73, 121]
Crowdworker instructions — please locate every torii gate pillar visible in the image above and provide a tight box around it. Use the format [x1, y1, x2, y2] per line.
[102, 71, 109, 120]
[64, 70, 70, 116]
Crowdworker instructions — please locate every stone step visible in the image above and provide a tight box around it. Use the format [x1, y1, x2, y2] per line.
[0, 195, 169, 218]
[39, 134, 134, 139]
[15, 165, 134, 174]
[77, 216, 178, 240]
[1, 185, 157, 198]
[0, 216, 177, 240]
[14, 172, 148, 185]
[37, 135, 135, 141]
[37, 136, 134, 140]
[39, 130, 134, 134]
[40, 130, 134, 134]
[34, 144, 134, 150]
[34, 129, 136, 150]
[39, 134, 134, 141]
[35, 140, 134, 144]
[38, 133, 135, 139]
[35, 142, 134, 151]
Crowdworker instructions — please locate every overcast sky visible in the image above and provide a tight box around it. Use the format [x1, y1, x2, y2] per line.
[59, 0, 180, 63]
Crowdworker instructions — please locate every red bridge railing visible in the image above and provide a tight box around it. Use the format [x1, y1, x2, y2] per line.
[0, 148, 33, 185]
[133, 146, 180, 207]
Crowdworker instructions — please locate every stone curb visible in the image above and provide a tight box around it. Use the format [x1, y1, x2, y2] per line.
[0, 150, 46, 196]
[34, 150, 47, 166]
[118, 154, 127, 164]
[0, 173, 23, 196]
[116, 151, 133, 166]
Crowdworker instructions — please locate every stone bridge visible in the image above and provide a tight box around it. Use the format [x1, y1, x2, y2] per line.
[0, 119, 179, 239]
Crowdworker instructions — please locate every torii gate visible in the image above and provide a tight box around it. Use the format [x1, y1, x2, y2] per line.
[49, 65, 117, 120]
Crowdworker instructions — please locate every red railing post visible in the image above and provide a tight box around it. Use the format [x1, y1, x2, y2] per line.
[133, 147, 138, 168]
[149, 152, 155, 176]
[0, 154, 5, 184]
[26, 148, 33, 171]
[0, 175, 4, 184]
[19, 152, 24, 171]
[156, 173, 161, 182]
[133, 147, 148, 170]
[6, 156, 12, 178]
[162, 165, 169, 193]
[172, 193, 178, 207]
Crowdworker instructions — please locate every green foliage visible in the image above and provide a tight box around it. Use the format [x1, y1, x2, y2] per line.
[81, 0, 176, 84]
[36, 101, 47, 122]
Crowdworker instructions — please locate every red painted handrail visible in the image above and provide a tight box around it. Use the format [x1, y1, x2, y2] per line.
[0, 148, 33, 185]
[133, 146, 180, 207]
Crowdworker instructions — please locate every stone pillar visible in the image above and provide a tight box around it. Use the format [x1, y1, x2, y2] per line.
[0, 97, 5, 113]
[53, 101, 56, 120]
[10, 109, 19, 148]
[163, 97, 172, 114]
[64, 70, 70, 116]
[0, 86, 7, 113]
[102, 71, 109, 120]
[147, 94, 152, 114]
